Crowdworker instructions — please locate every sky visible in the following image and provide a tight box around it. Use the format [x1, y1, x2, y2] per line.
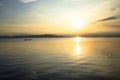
[0, 0, 120, 35]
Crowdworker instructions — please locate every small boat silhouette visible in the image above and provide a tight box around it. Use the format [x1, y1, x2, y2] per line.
[24, 38, 32, 41]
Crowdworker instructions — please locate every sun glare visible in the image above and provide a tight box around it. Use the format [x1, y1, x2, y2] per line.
[74, 37, 82, 56]
[72, 19, 85, 29]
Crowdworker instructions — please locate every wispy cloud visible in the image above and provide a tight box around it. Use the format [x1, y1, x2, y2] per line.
[0, 3, 3, 6]
[111, 0, 120, 11]
[94, 15, 120, 23]
[97, 16, 118, 22]
[19, 0, 38, 3]
[109, 24, 120, 28]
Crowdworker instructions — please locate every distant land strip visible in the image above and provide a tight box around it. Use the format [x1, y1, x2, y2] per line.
[0, 34, 120, 38]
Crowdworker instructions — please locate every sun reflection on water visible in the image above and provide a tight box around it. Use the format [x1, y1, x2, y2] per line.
[74, 37, 82, 56]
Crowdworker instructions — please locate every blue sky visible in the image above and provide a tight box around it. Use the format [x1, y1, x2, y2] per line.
[0, 0, 120, 35]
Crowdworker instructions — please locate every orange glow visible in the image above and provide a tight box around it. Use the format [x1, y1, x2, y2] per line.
[74, 37, 82, 56]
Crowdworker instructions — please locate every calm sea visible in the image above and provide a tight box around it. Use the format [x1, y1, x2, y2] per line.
[0, 37, 120, 80]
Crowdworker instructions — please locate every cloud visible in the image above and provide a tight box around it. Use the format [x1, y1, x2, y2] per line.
[19, 0, 38, 3]
[0, 3, 3, 6]
[110, 0, 120, 11]
[95, 15, 120, 23]
[97, 16, 118, 22]
[109, 24, 120, 28]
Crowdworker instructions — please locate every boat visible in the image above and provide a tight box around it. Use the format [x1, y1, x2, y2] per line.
[24, 38, 32, 41]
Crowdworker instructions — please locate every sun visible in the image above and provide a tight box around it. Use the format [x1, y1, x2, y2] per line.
[72, 19, 85, 29]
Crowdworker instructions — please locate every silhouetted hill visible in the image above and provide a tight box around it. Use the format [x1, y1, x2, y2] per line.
[80, 33, 120, 37]
[0, 34, 71, 38]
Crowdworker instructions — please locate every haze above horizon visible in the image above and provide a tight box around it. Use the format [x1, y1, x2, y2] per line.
[0, 0, 120, 35]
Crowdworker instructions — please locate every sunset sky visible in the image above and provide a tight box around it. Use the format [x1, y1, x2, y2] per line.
[0, 0, 120, 35]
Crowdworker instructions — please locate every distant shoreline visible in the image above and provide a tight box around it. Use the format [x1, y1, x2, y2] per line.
[0, 34, 120, 38]
[0, 36, 120, 38]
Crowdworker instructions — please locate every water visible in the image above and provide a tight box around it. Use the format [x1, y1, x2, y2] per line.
[0, 37, 120, 80]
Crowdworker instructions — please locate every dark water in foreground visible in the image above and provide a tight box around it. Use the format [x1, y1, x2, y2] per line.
[0, 37, 120, 80]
